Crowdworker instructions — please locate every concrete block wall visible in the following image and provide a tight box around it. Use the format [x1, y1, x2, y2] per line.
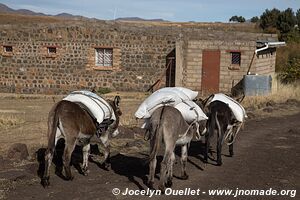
[184, 39, 257, 93]
[254, 51, 276, 76]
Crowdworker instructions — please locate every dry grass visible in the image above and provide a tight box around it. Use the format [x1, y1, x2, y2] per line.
[0, 115, 25, 129]
[0, 13, 260, 33]
[242, 78, 300, 109]
[0, 13, 67, 25]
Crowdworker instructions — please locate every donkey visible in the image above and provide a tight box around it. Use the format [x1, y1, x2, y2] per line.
[205, 100, 242, 166]
[41, 96, 122, 187]
[146, 106, 205, 192]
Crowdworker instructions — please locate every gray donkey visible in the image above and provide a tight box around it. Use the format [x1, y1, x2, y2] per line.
[41, 96, 121, 187]
[146, 106, 206, 192]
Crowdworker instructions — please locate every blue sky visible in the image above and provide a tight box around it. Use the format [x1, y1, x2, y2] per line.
[1, 0, 300, 22]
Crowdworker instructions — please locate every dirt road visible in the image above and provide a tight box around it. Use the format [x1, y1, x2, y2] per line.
[2, 111, 299, 200]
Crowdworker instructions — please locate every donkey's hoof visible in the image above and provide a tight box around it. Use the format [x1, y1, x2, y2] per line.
[148, 181, 154, 190]
[216, 161, 223, 166]
[158, 185, 165, 194]
[103, 162, 111, 170]
[82, 170, 89, 176]
[181, 174, 189, 180]
[65, 175, 74, 181]
[41, 177, 50, 188]
[82, 168, 90, 176]
[165, 179, 173, 188]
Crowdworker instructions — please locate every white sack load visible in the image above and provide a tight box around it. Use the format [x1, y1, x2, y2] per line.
[211, 93, 247, 122]
[63, 90, 116, 124]
[175, 100, 208, 123]
[158, 87, 198, 100]
[141, 100, 207, 129]
[135, 87, 198, 119]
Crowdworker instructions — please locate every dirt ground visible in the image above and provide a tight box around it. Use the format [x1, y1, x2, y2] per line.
[0, 94, 299, 200]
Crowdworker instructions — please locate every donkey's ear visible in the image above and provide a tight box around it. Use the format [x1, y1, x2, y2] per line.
[114, 96, 121, 107]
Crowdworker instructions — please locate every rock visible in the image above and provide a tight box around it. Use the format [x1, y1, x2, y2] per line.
[257, 103, 264, 109]
[25, 163, 39, 175]
[287, 128, 299, 134]
[246, 112, 256, 119]
[262, 107, 273, 113]
[286, 99, 300, 106]
[7, 143, 29, 160]
[266, 100, 276, 107]
[246, 106, 256, 112]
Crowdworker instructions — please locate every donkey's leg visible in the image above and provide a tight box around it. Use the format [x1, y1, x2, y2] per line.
[166, 152, 175, 188]
[228, 131, 234, 157]
[204, 132, 210, 163]
[180, 144, 189, 180]
[229, 124, 242, 157]
[100, 132, 111, 169]
[148, 138, 157, 189]
[63, 136, 76, 180]
[41, 148, 54, 187]
[216, 121, 225, 166]
[205, 116, 215, 163]
[82, 144, 90, 175]
[148, 157, 157, 189]
[229, 143, 234, 157]
[216, 135, 224, 166]
[159, 149, 173, 192]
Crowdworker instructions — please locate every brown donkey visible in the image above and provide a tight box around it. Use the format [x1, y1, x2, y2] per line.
[41, 96, 121, 187]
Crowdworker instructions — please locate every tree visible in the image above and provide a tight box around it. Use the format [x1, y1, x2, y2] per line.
[277, 8, 296, 34]
[250, 16, 259, 23]
[238, 16, 246, 23]
[229, 15, 238, 22]
[229, 15, 246, 23]
[260, 8, 281, 31]
[296, 9, 300, 28]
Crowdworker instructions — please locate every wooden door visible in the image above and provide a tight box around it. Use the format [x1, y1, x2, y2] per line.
[166, 49, 176, 87]
[201, 50, 220, 93]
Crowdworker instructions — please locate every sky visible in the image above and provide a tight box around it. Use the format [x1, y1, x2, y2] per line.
[1, 0, 300, 22]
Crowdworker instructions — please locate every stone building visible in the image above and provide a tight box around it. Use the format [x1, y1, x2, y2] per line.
[0, 19, 282, 94]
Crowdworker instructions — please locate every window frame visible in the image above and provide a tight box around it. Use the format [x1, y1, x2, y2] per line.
[226, 50, 242, 70]
[1, 45, 14, 57]
[45, 46, 58, 58]
[3, 45, 13, 53]
[47, 46, 57, 54]
[231, 51, 241, 65]
[95, 48, 113, 67]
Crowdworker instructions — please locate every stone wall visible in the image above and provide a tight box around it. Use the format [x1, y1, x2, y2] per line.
[0, 20, 278, 94]
[0, 22, 177, 94]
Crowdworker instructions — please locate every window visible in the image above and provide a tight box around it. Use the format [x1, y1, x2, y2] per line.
[47, 47, 57, 54]
[95, 48, 113, 67]
[231, 52, 241, 65]
[4, 45, 13, 53]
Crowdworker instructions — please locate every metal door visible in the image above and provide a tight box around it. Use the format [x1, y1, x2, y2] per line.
[201, 50, 220, 93]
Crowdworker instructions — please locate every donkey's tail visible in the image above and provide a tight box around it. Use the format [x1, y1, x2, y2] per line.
[46, 102, 60, 152]
[148, 107, 165, 161]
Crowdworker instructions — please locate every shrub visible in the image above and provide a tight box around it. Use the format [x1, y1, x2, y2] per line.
[97, 87, 112, 94]
[278, 58, 300, 83]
